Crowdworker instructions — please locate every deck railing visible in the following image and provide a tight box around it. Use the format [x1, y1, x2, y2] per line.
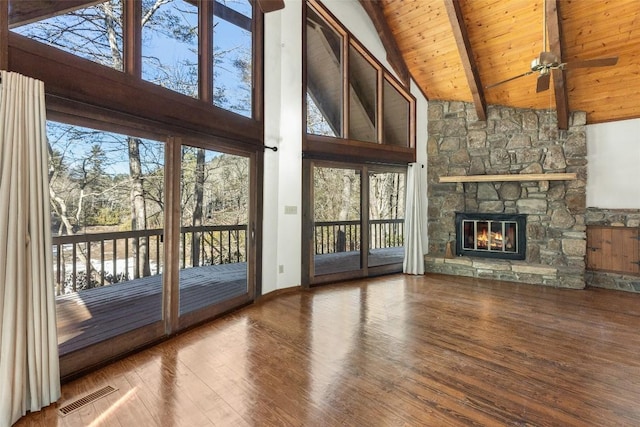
[314, 218, 404, 255]
[52, 218, 403, 295]
[52, 225, 247, 295]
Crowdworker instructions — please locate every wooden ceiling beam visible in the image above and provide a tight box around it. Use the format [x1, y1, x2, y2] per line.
[358, 0, 410, 87]
[443, 0, 486, 121]
[546, 0, 569, 130]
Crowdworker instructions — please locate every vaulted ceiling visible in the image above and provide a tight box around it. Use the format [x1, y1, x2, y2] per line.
[5, 0, 639, 129]
[376, 0, 640, 128]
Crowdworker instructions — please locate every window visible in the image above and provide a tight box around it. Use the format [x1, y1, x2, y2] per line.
[303, 161, 407, 285]
[304, 0, 414, 149]
[141, 0, 199, 98]
[213, 0, 254, 117]
[349, 45, 378, 143]
[179, 146, 250, 316]
[10, 0, 257, 119]
[48, 118, 258, 375]
[48, 121, 166, 354]
[8, 0, 261, 378]
[306, 4, 344, 136]
[11, 0, 125, 71]
[383, 77, 410, 147]
[307, 94, 337, 137]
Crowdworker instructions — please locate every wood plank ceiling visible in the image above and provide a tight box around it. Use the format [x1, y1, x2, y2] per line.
[380, 0, 640, 126]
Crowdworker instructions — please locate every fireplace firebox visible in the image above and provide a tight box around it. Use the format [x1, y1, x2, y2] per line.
[455, 212, 527, 260]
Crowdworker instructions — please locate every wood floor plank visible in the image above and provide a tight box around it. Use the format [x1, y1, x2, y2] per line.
[15, 273, 640, 426]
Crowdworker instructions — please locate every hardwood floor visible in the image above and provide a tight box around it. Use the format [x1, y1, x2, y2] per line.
[16, 273, 640, 426]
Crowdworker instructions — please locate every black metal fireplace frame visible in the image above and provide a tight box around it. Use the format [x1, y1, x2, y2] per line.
[455, 212, 527, 260]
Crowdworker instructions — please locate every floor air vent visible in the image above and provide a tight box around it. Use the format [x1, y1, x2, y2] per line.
[58, 385, 118, 416]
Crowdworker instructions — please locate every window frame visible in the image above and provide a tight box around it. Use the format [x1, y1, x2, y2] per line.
[349, 42, 381, 144]
[304, 0, 416, 164]
[7, 0, 263, 139]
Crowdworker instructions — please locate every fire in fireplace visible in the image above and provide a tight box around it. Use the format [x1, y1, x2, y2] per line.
[455, 212, 527, 260]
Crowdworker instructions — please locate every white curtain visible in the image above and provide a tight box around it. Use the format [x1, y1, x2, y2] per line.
[403, 162, 428, 275]
[0, 70, 61, 425]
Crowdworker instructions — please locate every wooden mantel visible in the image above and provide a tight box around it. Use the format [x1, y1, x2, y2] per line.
[439, 173, 577, 183]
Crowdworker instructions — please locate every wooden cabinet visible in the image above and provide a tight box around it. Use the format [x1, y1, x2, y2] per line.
[587, 226, 640, 276]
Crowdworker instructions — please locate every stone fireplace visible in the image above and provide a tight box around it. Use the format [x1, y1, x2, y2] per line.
[425, 101, 587, 289]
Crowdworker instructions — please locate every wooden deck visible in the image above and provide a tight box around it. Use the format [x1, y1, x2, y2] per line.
[19, 273, 640, 426]
[56, 263, 247, 355]
[314, 246, 404, 275]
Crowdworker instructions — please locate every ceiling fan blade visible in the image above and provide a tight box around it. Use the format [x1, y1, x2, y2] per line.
[485, 70, 535, 89]
[536, 73, 551, 93]
[560, 57, 619, 70]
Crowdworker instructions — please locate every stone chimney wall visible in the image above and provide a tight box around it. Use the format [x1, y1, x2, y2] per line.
[425, 101, 587, 289]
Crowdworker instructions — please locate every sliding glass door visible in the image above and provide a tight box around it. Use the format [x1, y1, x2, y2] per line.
[368, 168, 406, 268]
[304, 161, 406, 286]
[49, 122, 258, 377]
[312, 165, 362, 277]
[49, 121, 167, 376]
[178, 145, 250, 327]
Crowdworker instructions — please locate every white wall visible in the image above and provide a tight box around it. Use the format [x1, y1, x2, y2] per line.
[412, 80, 428, 166]
[262, 0, 428, 294]
[263, 2, 303, 295]
[586, 118, 640, 209]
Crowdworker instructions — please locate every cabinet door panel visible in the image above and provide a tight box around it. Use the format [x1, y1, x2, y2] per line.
[621, 228, 639, 275]
[586, 227, 601, 270]
[587, 226, 639, 276]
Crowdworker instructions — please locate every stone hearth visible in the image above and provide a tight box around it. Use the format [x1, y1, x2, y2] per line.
[426, 101, 587, 289]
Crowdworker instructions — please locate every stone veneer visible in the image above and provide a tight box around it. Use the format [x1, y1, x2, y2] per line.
[425, 101, 587, 288]
[584, 208, 640, 293]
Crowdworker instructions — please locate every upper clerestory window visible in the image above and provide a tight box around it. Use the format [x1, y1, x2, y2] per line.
[305, 0, 414, 148]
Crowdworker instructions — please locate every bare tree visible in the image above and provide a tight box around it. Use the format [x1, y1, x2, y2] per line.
[128, 137, 151, 277]
[191, 148, 206, 267]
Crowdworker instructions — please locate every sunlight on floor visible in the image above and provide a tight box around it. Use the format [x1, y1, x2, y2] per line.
[86, 388, 137, 427]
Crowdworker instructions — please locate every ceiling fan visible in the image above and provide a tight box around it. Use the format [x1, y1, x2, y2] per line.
[486, 1, 618, 93]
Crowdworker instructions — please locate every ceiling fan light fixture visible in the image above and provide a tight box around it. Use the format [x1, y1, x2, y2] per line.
[531, 52, 560, 72]
[531, 57, 542, 71]
[484, 1, 619, 92]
